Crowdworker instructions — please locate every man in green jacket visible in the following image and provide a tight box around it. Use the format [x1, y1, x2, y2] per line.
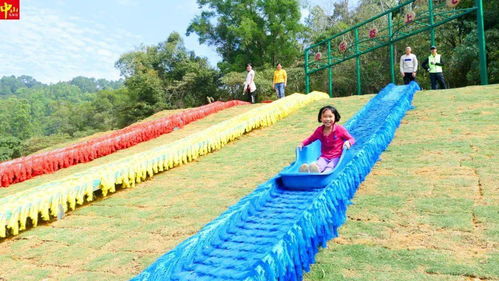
[422, 46, 448, 90]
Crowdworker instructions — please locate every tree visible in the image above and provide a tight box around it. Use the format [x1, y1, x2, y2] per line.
[187, 0, 304, 72]
[0, 75, 125, 159]
[301, 0, 498, 95]
[115, 32, 221, 123]
[0, 75, 42, 96]
[304, 5, 329, 42]
[70, 76, 123, 93]
[9, 98, 34, 140]
[0, 136, 22, 161]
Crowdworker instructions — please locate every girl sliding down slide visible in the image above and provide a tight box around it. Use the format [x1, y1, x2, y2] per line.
[298, 105, 355, 173]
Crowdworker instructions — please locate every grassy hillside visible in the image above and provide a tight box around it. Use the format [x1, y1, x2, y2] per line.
[304, 85, 499, 281]
[0, 85, 497, 281]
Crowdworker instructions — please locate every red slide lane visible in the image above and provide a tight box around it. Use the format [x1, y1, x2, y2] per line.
[0, 100, 249, 187]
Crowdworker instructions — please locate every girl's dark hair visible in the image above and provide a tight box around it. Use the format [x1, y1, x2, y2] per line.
[246, 63, 252, 67]
[318, 105, 341, 123]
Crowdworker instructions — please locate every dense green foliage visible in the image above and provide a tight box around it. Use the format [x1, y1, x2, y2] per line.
[1, 0, 497, 161]
[302, 0, 499, 95]
[0, 75, 43, 96]
[115, 32, 220, 124]
[187, 0, 305, 72]
[0, 76, 124, 159]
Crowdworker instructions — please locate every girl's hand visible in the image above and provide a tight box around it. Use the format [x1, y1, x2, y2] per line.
[343, 141, 351, 149]
[297, 143, 304, 150]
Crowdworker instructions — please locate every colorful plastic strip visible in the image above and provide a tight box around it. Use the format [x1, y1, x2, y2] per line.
[0, 92, 328, 238]
[132, 82, 420, 280]
[0, 101, 248, 187]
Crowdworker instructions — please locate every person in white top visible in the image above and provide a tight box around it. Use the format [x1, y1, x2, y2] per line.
[400, 46, 418, 85]
[243, 63, 257, 103]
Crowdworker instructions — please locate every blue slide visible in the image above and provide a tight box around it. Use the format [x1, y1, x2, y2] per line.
[132, 82, 420, 281]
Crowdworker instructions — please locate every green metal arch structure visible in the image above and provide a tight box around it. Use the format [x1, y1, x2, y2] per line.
[304, 0, 488, 96]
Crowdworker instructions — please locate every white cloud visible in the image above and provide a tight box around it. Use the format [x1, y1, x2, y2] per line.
[175, 1, 199, 13]
[0, 5, 141, 83]
[114, 0, 139, 7]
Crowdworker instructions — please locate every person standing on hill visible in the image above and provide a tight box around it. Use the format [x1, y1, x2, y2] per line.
[272, 63, 287, 99]
[400, 46, 418, 85]
[422, 46, 448, 90]
[243, 63, 257, 103]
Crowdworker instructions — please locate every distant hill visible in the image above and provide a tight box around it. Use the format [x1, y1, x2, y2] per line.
[0, 75, 126, 161]
[0, 75, 43, 96]
[0, 75, 123, 97]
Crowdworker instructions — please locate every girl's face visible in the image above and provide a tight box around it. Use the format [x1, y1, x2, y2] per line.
[321, 109, 335, 127]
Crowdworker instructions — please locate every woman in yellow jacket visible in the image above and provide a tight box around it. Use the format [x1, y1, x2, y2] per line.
[273, 63, 287, 99]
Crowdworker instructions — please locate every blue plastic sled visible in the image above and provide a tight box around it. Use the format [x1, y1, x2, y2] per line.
[278, 140, 352, 190]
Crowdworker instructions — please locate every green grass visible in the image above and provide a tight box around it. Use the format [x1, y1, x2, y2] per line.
[304, 84, 499, 281]
[0, 85, 497, 280]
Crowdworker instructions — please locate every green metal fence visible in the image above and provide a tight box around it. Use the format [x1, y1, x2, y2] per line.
[304, 0, 488, 96]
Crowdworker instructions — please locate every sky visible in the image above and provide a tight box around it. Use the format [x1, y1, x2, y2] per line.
[0, 0, 358, 84]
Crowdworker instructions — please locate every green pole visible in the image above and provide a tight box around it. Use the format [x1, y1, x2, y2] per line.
[476, 0, 489, 85]
[388, 12, 395, 83]
[327, 41, 333, 97]
[354, 28, 361, 95]
[428, 0, 435, 46]
[304, 49, 310, 93]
